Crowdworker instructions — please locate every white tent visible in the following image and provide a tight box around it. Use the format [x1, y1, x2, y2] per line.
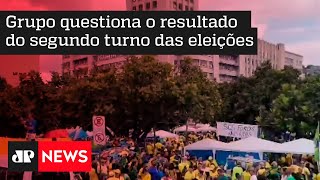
[173, 126, 197, 133]
[147, 130, 179, 138]
[196, 126, 216, 132]
[184, 139, 230, 158]
[228, 137, 281, 153]
[185, 139, 229, 151]
[278, 138, 314, 154]
[195, 124, 210, 128]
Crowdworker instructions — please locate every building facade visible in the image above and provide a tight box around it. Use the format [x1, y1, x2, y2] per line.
[284, 51, 303, 71]
[62, 0, 303, 83]
[239, 40, 286, 77]
[0, 55, 40, 86]
[304, 65, 320, 77]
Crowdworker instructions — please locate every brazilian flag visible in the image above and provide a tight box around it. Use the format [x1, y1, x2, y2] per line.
[314, 122, 320, 165]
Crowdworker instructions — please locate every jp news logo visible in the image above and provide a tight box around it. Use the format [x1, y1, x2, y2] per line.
[12, 150, 35, 163]
[8, 141, 91, 172]
[8, 141, 38, 172]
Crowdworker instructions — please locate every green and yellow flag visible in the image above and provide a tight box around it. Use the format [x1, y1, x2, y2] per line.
[314, 122, 320, 165]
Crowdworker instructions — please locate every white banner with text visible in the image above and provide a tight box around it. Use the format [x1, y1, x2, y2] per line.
[216, 122, 258, 139]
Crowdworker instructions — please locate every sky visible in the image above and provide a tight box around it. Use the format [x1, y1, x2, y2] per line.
[0, 0, 319, 79]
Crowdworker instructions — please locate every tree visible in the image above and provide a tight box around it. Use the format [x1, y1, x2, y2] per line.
[0, 88, 26, 137]
[0, 56, 222, 138]
[113, 56, 176, 139]
[218, 61, 301, 127]
[174, 58, 222, 126]
[0, 76, 9, 92]
[262, 84, 307, 137]
[267, 76, 320, 138]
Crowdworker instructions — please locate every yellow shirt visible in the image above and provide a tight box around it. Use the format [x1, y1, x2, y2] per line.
[184, 171, 195, 180]
[178, 162, 190, 172]
[147, 144, 154, 155]
[210, 171, 218, 178]
[243, 171, 251, 180]
[286, 154, 293, 165]
[258, 168, 266, 176]
[232, 166, 243, 180]
[141, 173, 152, 180]
[193, 169, 200, 178]
[170, 156, 177, 163]
[265, 162, 271, 169]
[89, 168, 99, 180]
[303, 167, 311, 180]
[205, 160, 218, 167]
[316, 173, 320, 180]
[156, 142, 163, 149]
[290, 165, 300, 174]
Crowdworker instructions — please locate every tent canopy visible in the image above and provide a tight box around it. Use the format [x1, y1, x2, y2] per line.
[228, 137, 281, 153]
[185, 139, 229, 151]
[279, 138, 314, 154]
[196, 126, 216, 132]
[195, 124, 210, 128]
[173, 126, 197, 133]
[147, 130, 179, 138]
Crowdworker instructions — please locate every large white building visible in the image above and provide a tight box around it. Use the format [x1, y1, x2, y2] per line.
[284, 51, 303, 71]
[62, 0, 303, 82]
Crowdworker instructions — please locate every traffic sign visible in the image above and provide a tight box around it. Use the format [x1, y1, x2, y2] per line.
[94, 132, 105, 145]
[93, 116, 105, 128]
[93, 116, 106, 145]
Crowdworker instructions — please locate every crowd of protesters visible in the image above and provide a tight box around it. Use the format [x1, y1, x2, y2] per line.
[81, 132, 320, 180]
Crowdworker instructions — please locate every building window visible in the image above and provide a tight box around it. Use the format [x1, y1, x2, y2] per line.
[153, 1, 158, 8]
[178, 3, 183, 10]
[132, 6, 136, 11]
[209, 62, 213, 69]
[146, 2, 150, 9]
[73, 58, 88, 66]
[63, 62, 70, 69]
[138, 4, 143, 11]
[173, 2, 177, 9]
[190, 7, 194, 11]
[200, 60, 207, 68]
[190, 0, 194, 3]
[185, 6, 189, 11]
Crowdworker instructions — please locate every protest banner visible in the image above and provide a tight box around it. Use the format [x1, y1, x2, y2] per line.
[216, 122, 258, 139]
